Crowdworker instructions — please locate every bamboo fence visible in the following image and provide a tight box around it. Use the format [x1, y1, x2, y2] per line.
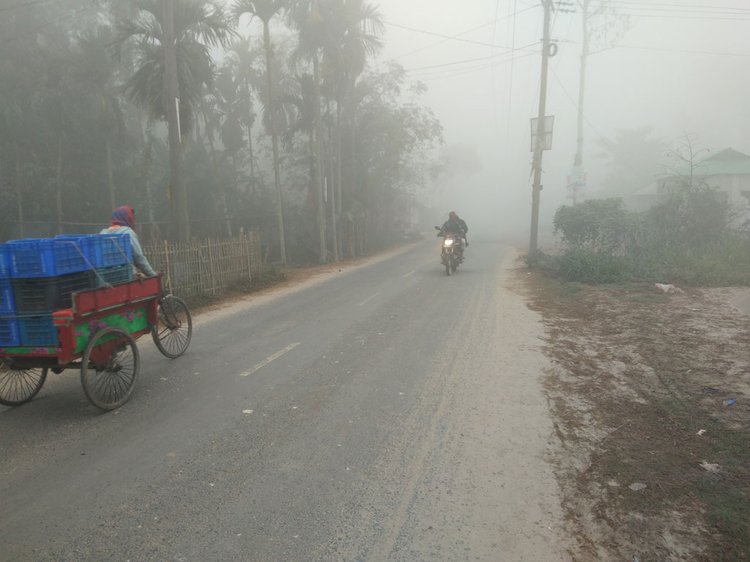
[143, 232, 263, 299]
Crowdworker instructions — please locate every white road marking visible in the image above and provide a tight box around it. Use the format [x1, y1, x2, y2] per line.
[357, 293, 380, 307]
[239, 342, 300, 377]
[403, 270, 415, 278]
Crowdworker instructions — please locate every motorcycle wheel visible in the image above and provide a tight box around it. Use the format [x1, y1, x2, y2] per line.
[445, 258, 451, 276]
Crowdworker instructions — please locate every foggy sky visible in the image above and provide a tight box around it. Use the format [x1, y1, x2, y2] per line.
[374, 0, 750, 243]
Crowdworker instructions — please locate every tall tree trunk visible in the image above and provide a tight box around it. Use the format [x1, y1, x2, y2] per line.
[263, 19, 286, 264]
[140, 117, 156, 228]
[55, 134, 63, 235]
[224, 155, 235, 238]
[162, 0, 189, 242]
[312, 54, 326, 263]
[325, 110, 339, 262]
[14, 145, 25, 238]
[245, 85, 257, 195]
[201, 102, 232, 238]
[247, 126, 257, 194]
[105, 135, 116, 209]
[335, 102, 345, 257]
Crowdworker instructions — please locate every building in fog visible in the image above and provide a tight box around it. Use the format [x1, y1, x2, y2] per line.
[626, 148, 750, 223]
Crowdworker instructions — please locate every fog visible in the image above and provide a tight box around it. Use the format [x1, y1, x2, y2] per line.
[375, 0, 750, 243]
[2, 0, 748, 257]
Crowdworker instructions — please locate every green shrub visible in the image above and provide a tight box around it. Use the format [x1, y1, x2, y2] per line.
[553, 199, 635, 253]
[557, 248, 628, 283]
[545, 191, 750, 286]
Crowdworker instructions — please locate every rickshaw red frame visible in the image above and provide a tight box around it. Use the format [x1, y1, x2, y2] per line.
[0, 276, 192, 411]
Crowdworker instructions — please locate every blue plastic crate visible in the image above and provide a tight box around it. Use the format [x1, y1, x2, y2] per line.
[18, 315, 57, 346]
[95, 264, 134, 287]
[7, 237, 91, 278]
[83, 234, 132, 268]
[0, 280, 15, 314]
[0, 244, 9, 278]
[53, 235, 93, 271]
[0, 317, 20, 347]
[12, 271, 94, 313]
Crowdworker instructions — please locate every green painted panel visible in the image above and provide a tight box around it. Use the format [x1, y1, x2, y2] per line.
[0, 346, 58, 355]
[73, 306, 148, 354]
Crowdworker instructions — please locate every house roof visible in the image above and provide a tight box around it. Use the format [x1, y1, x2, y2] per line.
[692, 147, 750, 176]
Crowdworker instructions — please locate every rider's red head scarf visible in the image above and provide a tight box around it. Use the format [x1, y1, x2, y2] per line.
[111, 205, 135, 229]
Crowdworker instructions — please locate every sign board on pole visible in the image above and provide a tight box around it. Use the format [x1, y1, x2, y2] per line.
[530, 116, 554, 151]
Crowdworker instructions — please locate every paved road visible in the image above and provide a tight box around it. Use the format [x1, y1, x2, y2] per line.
[0, 239, 569, 561]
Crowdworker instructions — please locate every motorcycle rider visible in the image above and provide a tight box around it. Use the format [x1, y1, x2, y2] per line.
[438, 211, 469, 251]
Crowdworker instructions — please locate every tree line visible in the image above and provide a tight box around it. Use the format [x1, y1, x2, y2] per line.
[0, 0, 443, 263]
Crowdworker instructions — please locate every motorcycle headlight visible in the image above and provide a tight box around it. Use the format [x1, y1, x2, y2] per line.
[443, 238, 454, 247]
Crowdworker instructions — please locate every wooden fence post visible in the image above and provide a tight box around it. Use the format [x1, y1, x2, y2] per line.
[164, 239, 172, 294]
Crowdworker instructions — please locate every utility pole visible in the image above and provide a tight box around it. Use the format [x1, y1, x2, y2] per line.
[529, 0, 553, 260]
[162, 0, 189, 241]
[574, 0, 589, 171]
[571, 0, 590, 205]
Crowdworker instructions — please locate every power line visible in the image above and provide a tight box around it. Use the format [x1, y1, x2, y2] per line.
[0, 0, 57, 12]
[404, 41, 539, 74]
[549, 66, 607, 140]
[407, 50, 539, 82]
[611, 11, 750, 21]
[610, 1, 750, 13]
[386, 5, 538, 60]
[383, 20, 517, 50]
[589, 42, 750, 57]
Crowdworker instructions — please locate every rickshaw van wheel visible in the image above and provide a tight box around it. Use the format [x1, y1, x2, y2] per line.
[152, 296, 192, 359]
[81, 327, 140, 411]
[0, 360, 48, 406]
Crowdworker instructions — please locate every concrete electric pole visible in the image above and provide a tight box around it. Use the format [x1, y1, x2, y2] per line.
[529, 0, 554, 260]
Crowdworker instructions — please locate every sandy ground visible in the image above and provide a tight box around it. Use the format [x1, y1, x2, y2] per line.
[524, 273, 750, 561]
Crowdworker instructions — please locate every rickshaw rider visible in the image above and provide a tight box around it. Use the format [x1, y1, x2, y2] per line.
[101, 205, 157, 277]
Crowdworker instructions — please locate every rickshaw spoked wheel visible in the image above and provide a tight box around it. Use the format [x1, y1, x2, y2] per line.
[81, 327, 140, 411]
[0, 359, 48, 406]
[152, 295, 192, 359]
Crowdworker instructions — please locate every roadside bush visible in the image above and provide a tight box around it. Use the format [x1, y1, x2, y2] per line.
[553, 198, 634, 253]
[557, 248, 628, 283]
[543, 190, 750, 286]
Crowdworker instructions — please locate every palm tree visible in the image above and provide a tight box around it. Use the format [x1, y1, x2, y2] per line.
[320, 0, 384, 257]
[224, 38, 264, 194]
[234, 0, 288, 263]
[280, 73, 323, 254]
[115, 0, 234, 241]
[289, 0, 329, 262]
[72, 26, 125, 211]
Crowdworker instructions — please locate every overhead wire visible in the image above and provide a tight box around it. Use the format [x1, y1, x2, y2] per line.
[0, 0, 58, 12]
[387, 4, 538, 61]
[406, 50, 540, 82]
[505, 0, 520, 146]
[404, 40, 539, 74]
[548, 65, 607, 140]
[609, 0, 750, 14]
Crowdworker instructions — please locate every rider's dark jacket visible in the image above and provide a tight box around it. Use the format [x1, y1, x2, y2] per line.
[439, 217, 468, 237]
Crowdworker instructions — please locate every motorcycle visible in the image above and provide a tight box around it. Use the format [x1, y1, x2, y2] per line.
[434, 226, 464, 276]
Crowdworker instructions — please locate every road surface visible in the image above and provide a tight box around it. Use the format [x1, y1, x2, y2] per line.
[0, 239, 570, 561]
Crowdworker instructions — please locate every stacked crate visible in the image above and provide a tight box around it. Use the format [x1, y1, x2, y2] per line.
[0, 234, 133, 347]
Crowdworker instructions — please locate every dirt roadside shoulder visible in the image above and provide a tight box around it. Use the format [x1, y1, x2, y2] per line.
[191, 239, 425, 327]
[517, 266, 750, 561]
